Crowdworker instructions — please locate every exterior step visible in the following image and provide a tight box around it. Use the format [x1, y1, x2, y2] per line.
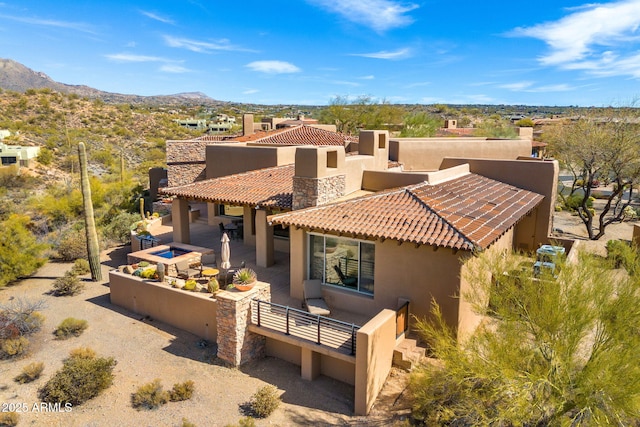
[393, 335, 427, 371]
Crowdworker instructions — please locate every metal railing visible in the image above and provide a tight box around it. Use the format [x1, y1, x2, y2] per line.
[252, 299, 361, 355]
[396, 300, 409, 338]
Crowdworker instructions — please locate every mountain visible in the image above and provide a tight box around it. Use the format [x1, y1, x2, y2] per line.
[0, 58, 223, 106]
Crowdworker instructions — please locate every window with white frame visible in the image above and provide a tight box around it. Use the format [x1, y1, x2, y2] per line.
[308, 233, 374, 295]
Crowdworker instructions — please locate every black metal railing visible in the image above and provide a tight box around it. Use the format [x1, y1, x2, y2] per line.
[396, 300, 409, 338]
[252, 299, 361, 356]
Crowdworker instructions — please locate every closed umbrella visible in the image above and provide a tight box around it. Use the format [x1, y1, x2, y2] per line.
[220, 232, 231, 286]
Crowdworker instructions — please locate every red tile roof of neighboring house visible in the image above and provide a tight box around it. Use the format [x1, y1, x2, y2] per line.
[160, 164, 294, 209]
[179, 125, 357, 146]
[269, 173, 543, 251]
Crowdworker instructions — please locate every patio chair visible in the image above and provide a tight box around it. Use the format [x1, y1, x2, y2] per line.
[218, 222, 225, 235]
[333, 265, 357, 287]
[175, 260, 199, 280]
[303, 279, 331, 316]
[196, 252, 217, 277]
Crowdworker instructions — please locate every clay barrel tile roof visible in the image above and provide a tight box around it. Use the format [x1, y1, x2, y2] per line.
[160, 164, 294, 209]
[270, 173, 543, 251]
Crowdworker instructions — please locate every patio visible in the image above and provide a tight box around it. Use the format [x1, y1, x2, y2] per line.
[145, 213, 370, 327]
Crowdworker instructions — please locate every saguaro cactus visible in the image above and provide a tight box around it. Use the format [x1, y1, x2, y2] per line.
[78, 142, 102, 281]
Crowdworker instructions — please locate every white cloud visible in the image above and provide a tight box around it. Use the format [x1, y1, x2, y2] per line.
[0, 13, 96, 34]
[510, 0, 640, 78]
[499, 81, 534, 91]
[499, 81, 576, 93]
[105, 53, 168, 62]
[359, 75, 375, 80]
[243, 89, 259, 94]
[307, 0, 418, 32]
[163, 35, 255, 53]
[159, 64, 190, 73]
[140, 10, 174, 24]
[350, 47, 411, 60]
[246, 60, 301, 74]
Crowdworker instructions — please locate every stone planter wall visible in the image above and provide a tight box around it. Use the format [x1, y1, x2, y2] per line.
[216, 282, 271, 366]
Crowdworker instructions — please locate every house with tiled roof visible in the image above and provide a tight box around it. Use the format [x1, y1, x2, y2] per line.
[161, 128, 558, 336]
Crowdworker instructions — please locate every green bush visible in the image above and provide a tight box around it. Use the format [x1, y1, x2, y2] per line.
[0, 214, 47, 287]
[56, 229, 87, 261]
[0, 336, 29, 358]
[224, 417, 256, 427]
[54, 317, 88, 339]
[250, 385, 280, 418]
[131, 379, 169, 410]
[169, 380, 195, 402]
[102, 211, 139, 245]
[0, 411, 19, 427]
[14, 361, 45, 383]
[563, 193, 593, 211]
[71, 258, 91, 275]
[39, 347, 116, 405]
[52, 271, 85, 296]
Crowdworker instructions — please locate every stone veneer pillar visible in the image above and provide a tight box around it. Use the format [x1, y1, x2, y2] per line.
[292, 174, 346, 210]
[216, 283, 270, 366]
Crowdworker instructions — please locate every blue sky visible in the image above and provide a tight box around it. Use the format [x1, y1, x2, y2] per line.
[2, 0, 640, 106]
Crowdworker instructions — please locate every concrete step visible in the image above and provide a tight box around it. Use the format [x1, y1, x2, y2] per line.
[393, 335, 427, 371]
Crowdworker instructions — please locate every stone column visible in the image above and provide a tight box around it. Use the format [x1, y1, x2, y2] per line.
[216, 283, 271, 366]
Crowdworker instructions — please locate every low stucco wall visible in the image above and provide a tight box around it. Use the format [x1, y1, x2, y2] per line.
[109, 271, 218, 342]
[355, 309, 396, 415]
[390, 137, 532, 171]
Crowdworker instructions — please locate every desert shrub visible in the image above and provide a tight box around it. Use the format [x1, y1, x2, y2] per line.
[0, 411, 19, 427]
[250, 385, 280, 418]
[52, 271, 85, 296]
[0, 336, 29, 358]
[71, 258, 91, 275]
[39, 347, 116, 405]
[102, 211, 139, 245]
[68, 346, 96, 359]
[56, 230, 87, 261]
[54, 317, 88, 339]
[606, 239, 639, 274]
[563, 193, 593, 211]
[0, 214, 47, 286]
[169, 380, 195, 402]
[224, 417, 256, 427]
[14, 361, 45, 383]
[131, 379, 169, 410]
[0, 299, 45, 339]
[181, 419, 197, 427]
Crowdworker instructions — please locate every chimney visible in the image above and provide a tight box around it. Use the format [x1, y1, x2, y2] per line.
[243, 114, 254, 137]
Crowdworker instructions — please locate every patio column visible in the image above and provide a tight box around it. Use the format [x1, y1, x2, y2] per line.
[255, 208, 274, 268]
[172, 197, 191, 244]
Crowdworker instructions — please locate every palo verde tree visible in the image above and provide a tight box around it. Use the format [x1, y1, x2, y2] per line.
[410, 248, 640, 425]
[545, 110, 640, 239]
[317, 95, 404, 135]
[0, 214, 47, 286]
[78, 142, 102, 281]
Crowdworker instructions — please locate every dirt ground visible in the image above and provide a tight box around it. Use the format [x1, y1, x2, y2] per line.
[0, 246, 411, 427]
[0, 208, 632, 427]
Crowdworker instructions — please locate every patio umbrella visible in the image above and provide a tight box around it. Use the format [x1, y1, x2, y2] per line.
[220, 232, 231, 286]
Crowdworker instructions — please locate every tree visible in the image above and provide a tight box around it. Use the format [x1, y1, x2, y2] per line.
[317, 95, 404, 135]
[545, 111, 640, 239]
[473, 115, 518, 138]
[410, 249, 640, 425]
[0, 214, 47, 286]
[399, 112, 440, 137]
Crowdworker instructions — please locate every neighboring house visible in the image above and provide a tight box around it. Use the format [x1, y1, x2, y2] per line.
[0, 142, 40, 168]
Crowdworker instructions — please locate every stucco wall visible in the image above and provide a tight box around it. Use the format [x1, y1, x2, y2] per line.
[288, 227, 474, 330]
[361, 170, 430, 191]
[206, 144, 297, 179]
[109, 271, 218, 341]
[354, 309, 396, 415]
[441, 158, 558, 249]
[390, 137, 532, 171]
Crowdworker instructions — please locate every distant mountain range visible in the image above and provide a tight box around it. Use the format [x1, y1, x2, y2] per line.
[0, 58, 224, 106]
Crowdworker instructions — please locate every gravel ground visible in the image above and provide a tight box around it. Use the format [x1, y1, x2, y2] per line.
[0, 246, 406, 427]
